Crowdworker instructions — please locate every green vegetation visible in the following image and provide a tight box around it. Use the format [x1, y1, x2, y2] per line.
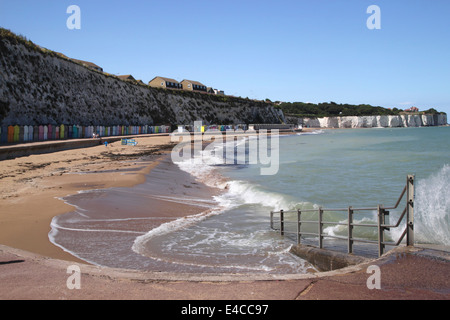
[421, 108, 446, 115]
[278, 101, 399, 118]
[0, 28, 38, 50]
[278, 101, 446, 118]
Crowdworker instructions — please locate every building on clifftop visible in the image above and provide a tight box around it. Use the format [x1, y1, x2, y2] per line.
[148, 76, 182, 89]
[71, 59, 103, 72]
[180, 79, 207, 92]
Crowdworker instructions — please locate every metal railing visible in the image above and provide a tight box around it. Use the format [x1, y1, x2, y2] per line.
[270, 175, 415, 257]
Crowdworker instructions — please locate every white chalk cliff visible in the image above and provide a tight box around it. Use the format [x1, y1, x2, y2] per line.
[0, 31, 284, 127]
[302, 114, 447, 128]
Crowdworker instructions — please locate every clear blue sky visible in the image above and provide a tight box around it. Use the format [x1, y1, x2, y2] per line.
[1, 0, 449, 114]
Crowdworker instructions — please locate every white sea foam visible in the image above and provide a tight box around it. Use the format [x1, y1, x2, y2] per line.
[133, 149, 228, 249]
[324, 163, 450, 246]
[296, 129, 325, 136]
[389, 164, 450, 245]
[131, 139, 306, 271]
[55, 196, 88, 213]
[116, 189, 218, 208]
[318, 166, 450, 246]
[51, 221, 146, 235]
[131, 207, 225, 256]
[174, 138, 299, 212]
[213, 179, 298, 211]
[323, 216, 377, 239]
[48, 215, 104, 267]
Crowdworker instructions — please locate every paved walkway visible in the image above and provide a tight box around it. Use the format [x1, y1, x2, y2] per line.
[0, 244, 448, 301]
[0, 134, 171, 160]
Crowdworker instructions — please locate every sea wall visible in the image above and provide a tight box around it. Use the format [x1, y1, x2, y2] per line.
[290, 244, 369, 272]
[0, 32, 285, 127]
[302, 114, 447, 129]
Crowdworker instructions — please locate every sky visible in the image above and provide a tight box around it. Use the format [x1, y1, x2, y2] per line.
[1, 0, 449, 114]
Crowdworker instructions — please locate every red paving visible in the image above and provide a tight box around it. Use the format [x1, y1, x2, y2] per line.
[0, 244, 448, 301]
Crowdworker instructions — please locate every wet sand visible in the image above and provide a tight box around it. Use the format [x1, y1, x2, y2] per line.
[0, 135, 178, 263]
[0, 131, 260, 266]
[50, 155, 222, 270]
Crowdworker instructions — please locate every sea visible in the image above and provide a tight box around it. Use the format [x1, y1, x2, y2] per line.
[49, 126, 450, 274]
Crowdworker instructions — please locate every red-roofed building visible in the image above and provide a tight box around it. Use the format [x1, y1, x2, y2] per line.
[404, 107, 419, 112]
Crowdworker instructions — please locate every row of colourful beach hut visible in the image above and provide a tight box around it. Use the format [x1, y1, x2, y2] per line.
[179, 124, 248, 132]
[0, 124, 171, 144]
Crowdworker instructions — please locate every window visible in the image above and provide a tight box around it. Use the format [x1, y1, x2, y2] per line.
[161, 82, 164, 86]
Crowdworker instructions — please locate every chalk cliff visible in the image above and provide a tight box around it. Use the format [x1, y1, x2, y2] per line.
[0, 31, 284, 127]
[302, 114, 447, 128]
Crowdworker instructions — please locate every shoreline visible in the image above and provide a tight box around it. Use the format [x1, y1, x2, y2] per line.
[0, 127, 425, 266]
[0, 135, 175, 263]
[0, 130, 292, 266]
[51, 153, 224, 270]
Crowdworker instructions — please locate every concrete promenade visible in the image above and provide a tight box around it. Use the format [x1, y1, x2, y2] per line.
[0, 133, 170, 160]
[0, 244, 448, 300]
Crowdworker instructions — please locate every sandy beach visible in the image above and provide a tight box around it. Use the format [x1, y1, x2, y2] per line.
[0, 130, 277, 266]
[0, 135, 179, 263]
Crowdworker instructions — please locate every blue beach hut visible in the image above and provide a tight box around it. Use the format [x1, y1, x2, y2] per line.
[52, 125, 57, 140]
[1, 126, 6, 143]
[44, 125, 48, 140]
[19, 126, 24, 142]
[23, 126, 29, 142]
[28, 126, 33, 142]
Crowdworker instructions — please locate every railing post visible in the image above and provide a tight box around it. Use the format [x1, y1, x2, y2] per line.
[406, 175, 415, 246]
[297, 209, 302, 244]
[378, 205, 388, 256]
[348, 206, 353, 254]
[270, 211, 273, 230]
[318, 207, 323, 249]
[280, 209, 284, 236]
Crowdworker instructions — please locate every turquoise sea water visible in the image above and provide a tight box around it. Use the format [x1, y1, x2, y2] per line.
[52, 127, 450, 274]
[132, 126, 450, 273]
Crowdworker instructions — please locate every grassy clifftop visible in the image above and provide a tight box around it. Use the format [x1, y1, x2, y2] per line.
[278, 101, 446, 119]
